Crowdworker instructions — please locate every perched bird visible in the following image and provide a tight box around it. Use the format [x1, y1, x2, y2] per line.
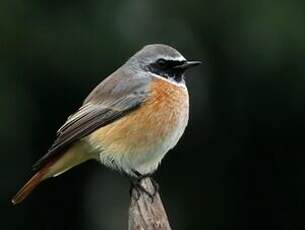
[12, 44, 200, 204]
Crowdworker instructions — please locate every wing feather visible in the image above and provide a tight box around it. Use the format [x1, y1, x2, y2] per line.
[33, 72, 150, 170]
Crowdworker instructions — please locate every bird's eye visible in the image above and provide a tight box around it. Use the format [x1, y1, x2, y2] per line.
[156, 59, 168, 68]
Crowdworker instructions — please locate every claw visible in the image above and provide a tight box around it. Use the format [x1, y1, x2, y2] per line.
[150, 177, 159, 197]
[129, 176, 159, 202]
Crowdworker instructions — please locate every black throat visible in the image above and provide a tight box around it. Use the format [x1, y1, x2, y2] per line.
[146, 60, 186, 83]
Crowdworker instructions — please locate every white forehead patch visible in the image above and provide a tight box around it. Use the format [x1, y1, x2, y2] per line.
[154, 54, 186, 62]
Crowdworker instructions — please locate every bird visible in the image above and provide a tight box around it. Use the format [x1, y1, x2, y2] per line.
[11, 44, 201, 205]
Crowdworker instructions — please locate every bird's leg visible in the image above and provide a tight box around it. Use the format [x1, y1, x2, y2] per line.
[129, 171, 159, 202]
[130, 178, 153, 201]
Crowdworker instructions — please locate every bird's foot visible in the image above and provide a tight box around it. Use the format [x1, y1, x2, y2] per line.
[129, 174, 159, 202]
[149, 177, 159, 197]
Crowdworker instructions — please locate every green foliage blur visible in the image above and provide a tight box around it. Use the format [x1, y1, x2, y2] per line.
[1, 0, 305, 229]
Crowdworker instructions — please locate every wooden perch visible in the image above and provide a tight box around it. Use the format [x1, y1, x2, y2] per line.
[128, 178, 172, 230]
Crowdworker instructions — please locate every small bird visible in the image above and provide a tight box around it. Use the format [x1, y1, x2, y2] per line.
[12, 44, 200, 204]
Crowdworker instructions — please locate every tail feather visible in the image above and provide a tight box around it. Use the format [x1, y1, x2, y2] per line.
[12, 142, 93, 205]
[11, 165, 49, 205]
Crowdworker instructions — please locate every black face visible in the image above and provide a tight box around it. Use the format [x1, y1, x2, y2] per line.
[146, 58, 187, 82]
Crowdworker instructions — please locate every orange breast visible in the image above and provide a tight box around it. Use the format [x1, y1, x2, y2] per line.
[88, 78, 189, 158]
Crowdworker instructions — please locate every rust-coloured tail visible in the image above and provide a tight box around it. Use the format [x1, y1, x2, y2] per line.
[11, 163, 51, 205]
[11, 172, 44, 205]
[12, 142, 93, 205]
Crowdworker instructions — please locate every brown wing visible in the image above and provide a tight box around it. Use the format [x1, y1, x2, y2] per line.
[33, 71, 150, 170]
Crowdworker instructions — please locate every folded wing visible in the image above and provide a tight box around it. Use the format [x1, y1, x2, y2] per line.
[33, 72, 150, 170]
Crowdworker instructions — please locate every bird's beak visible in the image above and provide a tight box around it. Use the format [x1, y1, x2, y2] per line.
[174, 61, 202, 70]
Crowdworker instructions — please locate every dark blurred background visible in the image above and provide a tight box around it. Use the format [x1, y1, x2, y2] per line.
[1, 0, 305, 229]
